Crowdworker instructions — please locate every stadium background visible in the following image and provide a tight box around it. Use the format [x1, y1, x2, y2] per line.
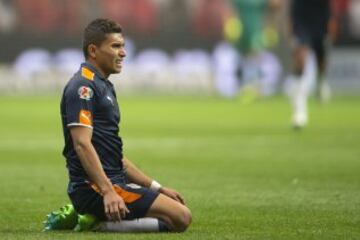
[0, 0, 360, 94]
[0, 0, 359, 239]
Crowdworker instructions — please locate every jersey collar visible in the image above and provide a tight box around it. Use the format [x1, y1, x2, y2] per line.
[81, 62, 107, 81]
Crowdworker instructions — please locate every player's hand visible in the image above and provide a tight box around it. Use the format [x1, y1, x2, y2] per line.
[159, 187, 186, 205]
[269, 0, 281, 10]
[103, 190, 129, 221]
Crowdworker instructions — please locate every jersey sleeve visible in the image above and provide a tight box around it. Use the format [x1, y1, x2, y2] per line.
[64, 80, 96, 129]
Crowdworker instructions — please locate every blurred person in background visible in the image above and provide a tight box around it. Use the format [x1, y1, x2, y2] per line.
[101, 0, 158, 36]
[224, 0, 281, 101]
[192, 0, 228, 39]
[288, 0, 338, 128]
[0, 0, 17, 33]
[43, 18, 191, 233]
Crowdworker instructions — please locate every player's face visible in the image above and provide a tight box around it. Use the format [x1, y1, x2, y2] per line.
[95, 33, 126, 77]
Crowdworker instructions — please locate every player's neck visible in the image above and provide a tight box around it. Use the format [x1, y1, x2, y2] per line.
[86, 59, 109, 79]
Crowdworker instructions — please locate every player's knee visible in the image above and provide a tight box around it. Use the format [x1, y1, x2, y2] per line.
[172, 206, 192, 232]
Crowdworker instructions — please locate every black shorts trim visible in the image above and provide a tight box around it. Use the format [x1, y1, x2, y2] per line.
[293, 26, 328, 62]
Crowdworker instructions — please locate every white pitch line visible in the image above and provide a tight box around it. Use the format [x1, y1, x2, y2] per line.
[0, 137, 207, 151]
[0, 135, 290, 151]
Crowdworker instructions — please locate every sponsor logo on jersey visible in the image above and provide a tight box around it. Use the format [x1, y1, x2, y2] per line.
[106, 95, 114, 105]
[78, 86, 93, 100]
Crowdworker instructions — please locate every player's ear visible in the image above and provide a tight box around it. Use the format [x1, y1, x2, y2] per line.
[88, 44, 97, 59]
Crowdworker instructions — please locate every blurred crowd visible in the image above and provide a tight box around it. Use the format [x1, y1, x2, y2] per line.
[0, 0, 359, 95]
[0, 0, 228, 40]
[0, 0, 358, 46]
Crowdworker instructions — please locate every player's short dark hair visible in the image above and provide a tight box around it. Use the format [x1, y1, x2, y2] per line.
[83, 18, 122, 59]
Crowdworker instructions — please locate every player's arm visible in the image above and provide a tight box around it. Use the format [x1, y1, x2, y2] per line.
[328, 0, 339, 42]
[70, 126, 129, 221]
[123, 157, 185, 205]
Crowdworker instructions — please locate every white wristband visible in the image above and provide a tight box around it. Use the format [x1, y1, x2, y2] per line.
[150, 180, 162, 192]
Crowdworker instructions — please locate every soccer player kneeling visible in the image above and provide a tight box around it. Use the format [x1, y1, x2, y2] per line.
[43, 18, 191, 233]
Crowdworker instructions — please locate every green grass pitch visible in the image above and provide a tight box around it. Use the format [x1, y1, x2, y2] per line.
[0, 95, 359, 240]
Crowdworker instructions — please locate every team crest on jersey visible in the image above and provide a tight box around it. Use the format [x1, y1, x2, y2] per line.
[78, 86, 93, 100]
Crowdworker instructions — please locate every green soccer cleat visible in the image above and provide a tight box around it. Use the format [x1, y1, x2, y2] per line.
[74, 214, 99, 232]
[43, 204, 78, 231]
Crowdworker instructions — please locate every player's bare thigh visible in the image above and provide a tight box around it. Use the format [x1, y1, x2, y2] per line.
[146, 193, 192, 232]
